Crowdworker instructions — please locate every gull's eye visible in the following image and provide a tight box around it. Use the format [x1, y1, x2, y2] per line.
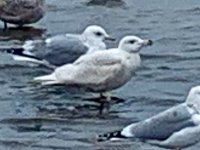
[95, 32, 102, 36]
[129, 40, 136, 44]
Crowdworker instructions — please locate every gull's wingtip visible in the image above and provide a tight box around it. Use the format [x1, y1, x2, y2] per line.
[97, 130, 127, 142]
[34, 73, 55, 82]
[33, 73, 61, 86]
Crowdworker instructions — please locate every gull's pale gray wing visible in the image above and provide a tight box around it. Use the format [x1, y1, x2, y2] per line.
[122, 104, 195, 141]
[39, 35, 88, 66]
[55, 50, 122, 86]
[147, 124, 200, 149]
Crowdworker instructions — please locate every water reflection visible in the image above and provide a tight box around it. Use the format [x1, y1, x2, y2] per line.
[0, 26, 46, 41]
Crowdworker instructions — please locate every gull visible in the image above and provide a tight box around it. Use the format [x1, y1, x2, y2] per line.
[0, 25, 115, 69]
[97, 86, 200, 150]
[34, 35, 153, 113]
[87, 0, 126, 7]
[0, 0, 45, 29]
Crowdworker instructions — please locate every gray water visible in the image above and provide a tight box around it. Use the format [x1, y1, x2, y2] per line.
[0, 0, 200, 149]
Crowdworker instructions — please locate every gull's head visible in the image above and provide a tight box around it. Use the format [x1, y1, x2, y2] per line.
[186, 86, 200, 112]
[118, 35, 153, 53]
[82, 25, 115, 42]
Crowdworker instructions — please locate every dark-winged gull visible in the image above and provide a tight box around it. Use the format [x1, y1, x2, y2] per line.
[87, 0, 126, 7]
[0, 0, 45, 29]
[0, 25, 115, 69]
[97, 86, 200, 150]
[34, 35, 152, 113]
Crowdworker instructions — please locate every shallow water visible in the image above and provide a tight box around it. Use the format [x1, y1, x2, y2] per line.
[0, 0, 200, 149]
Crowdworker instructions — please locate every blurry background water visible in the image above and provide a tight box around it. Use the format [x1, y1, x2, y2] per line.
[0, 0, 200, 149]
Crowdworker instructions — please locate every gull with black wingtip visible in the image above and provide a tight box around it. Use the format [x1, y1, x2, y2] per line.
[98, 86, 200, 150]
[0, 25, 115, 69]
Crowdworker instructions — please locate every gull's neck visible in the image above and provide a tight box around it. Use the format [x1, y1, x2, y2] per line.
[118, 47, 140, 54]
[118, 47, 141, 71]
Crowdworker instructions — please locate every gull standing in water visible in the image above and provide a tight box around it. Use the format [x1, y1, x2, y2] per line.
[0, 25, 115, 69]
[34, 35, 153, 113]
[0, 0, 45, 29]
[98, 86, 200, 150]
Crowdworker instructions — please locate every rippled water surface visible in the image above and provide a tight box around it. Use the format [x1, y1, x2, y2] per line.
[1, 0, 200, 149]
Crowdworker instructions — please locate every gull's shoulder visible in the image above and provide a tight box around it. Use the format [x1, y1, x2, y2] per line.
[46, 33, 79, 42]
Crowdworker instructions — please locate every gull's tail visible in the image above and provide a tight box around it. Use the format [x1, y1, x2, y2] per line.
[0, 47, 56, 69]
[97, 130, 127, 142]
[34, 73, 60, 85]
